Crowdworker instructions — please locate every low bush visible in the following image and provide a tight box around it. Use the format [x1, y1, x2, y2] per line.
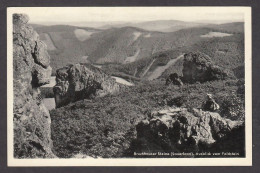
[40, 87, 54, 98]
[166, 95, 188, 107]
[220, 93, 245, 120]
[50, 78, 243, 158]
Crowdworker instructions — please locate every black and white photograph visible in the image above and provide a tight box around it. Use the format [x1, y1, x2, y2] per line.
[7, 7, 252, 166]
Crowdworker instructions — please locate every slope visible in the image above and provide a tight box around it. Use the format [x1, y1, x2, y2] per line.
[34, 23, 243, 76]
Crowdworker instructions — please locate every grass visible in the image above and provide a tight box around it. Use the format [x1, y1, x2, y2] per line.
[37, 25, 245, 158]
[50, 78, 244, 158]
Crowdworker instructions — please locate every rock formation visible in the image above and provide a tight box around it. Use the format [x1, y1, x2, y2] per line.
[53, 63, 122, 108]
[182, 52, 228, 83]
[13, 14, 54, 158]
[133, 107, 243, 155]
[202, 94, 220, 112]
[166, 73, 183, 86]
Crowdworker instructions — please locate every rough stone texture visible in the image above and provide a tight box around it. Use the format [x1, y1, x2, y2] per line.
[13, 14, 54, 158]
[32, 40, 51, 68]
[134, 107, 243, 154]
[182, 52, 228, 83]
[202, 94, 220, 112]
[53, 63, 122, 108]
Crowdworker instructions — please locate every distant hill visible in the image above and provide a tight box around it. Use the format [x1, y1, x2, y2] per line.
[129, 20, 207, 32]
[102, 32, 244, 81]
[33, 22, 244, 75]
[99, 20, 244, 33]
[30, 23, 45, 28]
[33, 24, 101, 32]
[205, 22, 244, 33]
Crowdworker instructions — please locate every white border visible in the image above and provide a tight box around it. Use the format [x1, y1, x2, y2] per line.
[7, 7, 252, 166]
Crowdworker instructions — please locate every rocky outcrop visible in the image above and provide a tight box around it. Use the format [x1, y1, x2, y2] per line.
[13, 14, 54, 158]
[166, 73, 183, 86]
[133, 107, 243, 155]
[202, 94, 220, 112]
[182, 52, 228, 83]
[53, 63, 122, 108]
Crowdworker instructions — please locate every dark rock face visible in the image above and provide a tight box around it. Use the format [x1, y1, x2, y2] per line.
[202, 94, 220, 112]
[131, 107, 243, 156]
[182, 52, 228, 83]
[13, 14, 54, 158]
[53, 63, 121, 108]
[166, 73, 183, 86]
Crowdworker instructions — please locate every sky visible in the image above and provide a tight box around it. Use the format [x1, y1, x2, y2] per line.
[9, 7, 245, 25]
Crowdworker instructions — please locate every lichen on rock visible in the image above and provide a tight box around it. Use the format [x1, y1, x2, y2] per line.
[13, 14, 54, 158]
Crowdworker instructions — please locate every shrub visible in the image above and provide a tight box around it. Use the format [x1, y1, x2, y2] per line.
[40, 87, 54, 98]
[167, 95, 188, 107]
[50, 78, 244, 158]
[236, 79, 245, 100]
[220, 94, 245, 120]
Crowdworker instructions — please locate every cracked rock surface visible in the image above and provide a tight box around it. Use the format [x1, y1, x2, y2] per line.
[13, 14, 55, 158]
[131, 107, 244, 156]
[53, 63, 122, 108]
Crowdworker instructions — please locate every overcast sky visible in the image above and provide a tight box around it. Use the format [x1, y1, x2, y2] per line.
[9, 7, 245, 24]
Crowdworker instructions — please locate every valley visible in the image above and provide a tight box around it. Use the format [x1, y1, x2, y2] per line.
[33, 22, 243, 75]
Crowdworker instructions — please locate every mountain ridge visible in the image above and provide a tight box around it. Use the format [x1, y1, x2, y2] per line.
[33, 22, 244, 77]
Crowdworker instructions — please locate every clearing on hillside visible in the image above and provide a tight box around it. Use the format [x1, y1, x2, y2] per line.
[201, 32, 233, 38]
[74, 29, 97, 41]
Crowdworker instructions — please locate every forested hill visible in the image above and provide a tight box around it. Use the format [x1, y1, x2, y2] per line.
[33, 22, 244, 76]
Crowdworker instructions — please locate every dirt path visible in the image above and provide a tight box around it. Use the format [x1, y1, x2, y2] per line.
[147, 54, 184, 81]
[141, 58, 156, 78]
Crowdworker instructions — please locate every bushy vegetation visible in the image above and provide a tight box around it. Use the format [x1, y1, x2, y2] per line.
[101, 57, 151, 77]
[34, 24, 243, 76]
[39, 23, 245, 158]
[188, 33, 244, 70]
[220, 93, 245, 120]
[50, 78, 244, 158]
[233, 65, 244, 79]
[40, 87, 54, 98]
[102, 49, 182, 78]
[102, 33, 243, 82]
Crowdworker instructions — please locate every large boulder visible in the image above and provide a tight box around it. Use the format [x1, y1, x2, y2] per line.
[133, 107, 244, 155]
[202, 94, 220, 112]
[13, 14, 54, 158]
[182, 52, 228, 83]
[53, 63, 122, 108]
